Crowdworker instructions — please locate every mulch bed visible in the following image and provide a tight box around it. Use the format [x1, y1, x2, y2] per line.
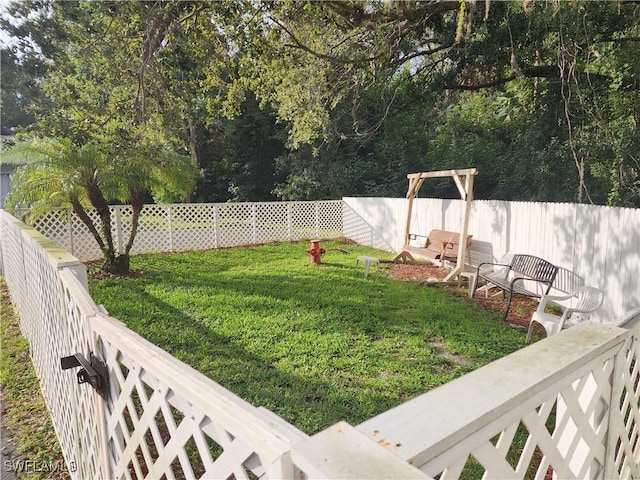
[387, 262, 541, 332]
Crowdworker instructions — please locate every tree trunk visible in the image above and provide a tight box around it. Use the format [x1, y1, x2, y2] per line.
[124, 188, 146, 256]
[71, 199, 106, 252]
[185, 107, 199, 203]
[103, 254, 130, 274]
[84, 182, 121, 272]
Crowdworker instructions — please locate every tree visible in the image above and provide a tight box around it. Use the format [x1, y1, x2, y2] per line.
[0, 48, 40, 135]
[3, 137, 195, 273]
[4, 0, 638, 206]
[225, 0, 639, 205]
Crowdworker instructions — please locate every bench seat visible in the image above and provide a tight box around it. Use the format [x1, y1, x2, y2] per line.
[471, 254, 558, 321]
[395, 229, 473, 265]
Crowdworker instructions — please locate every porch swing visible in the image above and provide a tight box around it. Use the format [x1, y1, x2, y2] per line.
[392, 168, 479, 282]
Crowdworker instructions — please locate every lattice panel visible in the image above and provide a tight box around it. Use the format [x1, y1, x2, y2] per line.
[216, 203, 254, 247]
[316, 200, 342, 239]
[607, 332, 640, 479]
[32, 201, 344, 261]
[58, 271, 105, 480]
[0, 213, 28, 322]
[93, 315, 305, 480]
[1, 213, 105, 479]
[290, 202, 318, 240]
[70, 208, 103, 260]
[121, 205, 171, 255]
[170, 204, 217, 252]
[34, 209, 72, 252]
[255, 203, 290, 243]
[424, 355, 617, 479]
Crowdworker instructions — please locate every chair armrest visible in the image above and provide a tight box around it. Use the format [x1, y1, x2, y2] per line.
[477, 261, 511, 270]
[536, 289, 586, 316]
[539, 291, 580, 303]
[535, 293, 573, 320]
[476, 262, 511, 277]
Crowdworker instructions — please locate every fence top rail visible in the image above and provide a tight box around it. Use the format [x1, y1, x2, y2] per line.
[59, 269, 99, 317]
[1, 210, 83, 269]
[357, 322, 634, 468]
[91, 312, 308, 462]
[41, 200, 344, 211]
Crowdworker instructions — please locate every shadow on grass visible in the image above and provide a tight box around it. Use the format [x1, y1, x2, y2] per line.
[106, 281, 418, 435]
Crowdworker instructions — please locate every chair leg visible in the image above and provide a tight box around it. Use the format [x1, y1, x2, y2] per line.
[503, 291, 514, 322]
[468, 274, 477, 299]
[526, 321, 535, 343]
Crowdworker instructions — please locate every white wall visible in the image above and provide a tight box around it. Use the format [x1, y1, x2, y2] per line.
[343, 197, 640, 323]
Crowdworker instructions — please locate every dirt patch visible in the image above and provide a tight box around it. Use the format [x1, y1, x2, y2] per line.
[425, 340, 473, 366]
[388, 263, 448, 282]
[85, 260, 145, 281]
[387, 263, 541, 332]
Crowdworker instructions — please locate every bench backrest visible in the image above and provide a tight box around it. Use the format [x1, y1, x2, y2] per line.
[425, 229, 473, 260]
[463, 240, 495, 270]
[510, 254, 558, 284]
[551, 266, 585, 295]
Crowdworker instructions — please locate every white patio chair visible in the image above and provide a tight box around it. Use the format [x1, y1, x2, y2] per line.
[526, 285, 604, 343]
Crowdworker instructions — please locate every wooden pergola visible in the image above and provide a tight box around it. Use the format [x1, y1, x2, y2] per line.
[399, 168, 479, 282]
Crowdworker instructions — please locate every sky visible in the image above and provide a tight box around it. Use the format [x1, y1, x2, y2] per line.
[0, 0, 19, 48]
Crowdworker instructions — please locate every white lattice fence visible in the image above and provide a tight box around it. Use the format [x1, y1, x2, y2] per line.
[290, 202, 318, 240]
[29, 201, 343, 261]
[317, 200, 343, 239]
[4, 207, 638, 480]
[0, 214, 28, 321]
[57, 270, 109, 479]
[70, 208, 103, 260]
[34, 209, 72, 254]
[216, 203, 254, 248]
[91, 312, 307, 480]
[605, 323, 640, 479]
[0, 211, 105, 478]
[255, 202, 289, 244]
[1, 211, 308, 479]
[171, 203, 217, 252]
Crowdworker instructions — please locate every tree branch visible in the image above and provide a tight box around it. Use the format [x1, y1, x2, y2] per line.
[272, 16, 386, 65]
[324, 1, 460, 29]
[448, 64, 632, 90]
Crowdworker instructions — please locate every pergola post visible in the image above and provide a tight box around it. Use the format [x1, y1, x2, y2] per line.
[445, 172, 475, 282]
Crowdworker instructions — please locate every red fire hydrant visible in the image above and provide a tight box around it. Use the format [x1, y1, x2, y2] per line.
[306, 239, 325, 264]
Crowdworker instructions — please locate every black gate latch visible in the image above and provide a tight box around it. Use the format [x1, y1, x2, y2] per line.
[61, 353, 110, 399]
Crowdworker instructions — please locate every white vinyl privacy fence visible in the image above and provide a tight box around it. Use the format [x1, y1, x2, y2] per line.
[343, 197, 640, 323]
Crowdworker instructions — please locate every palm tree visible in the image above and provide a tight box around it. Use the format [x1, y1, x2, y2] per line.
[3, 137, 195, 273]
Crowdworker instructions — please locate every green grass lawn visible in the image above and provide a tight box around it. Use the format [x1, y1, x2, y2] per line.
[88, 239, 528, 435]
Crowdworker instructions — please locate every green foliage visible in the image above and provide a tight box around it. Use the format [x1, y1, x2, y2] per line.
[198, 95, 288, 202]
[3, 0, 638, 205]
[0, 48, 39, 135]
[2, 137, 196, 272]
[88, 240, 527, 434]
[3, 138, 106, 219]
